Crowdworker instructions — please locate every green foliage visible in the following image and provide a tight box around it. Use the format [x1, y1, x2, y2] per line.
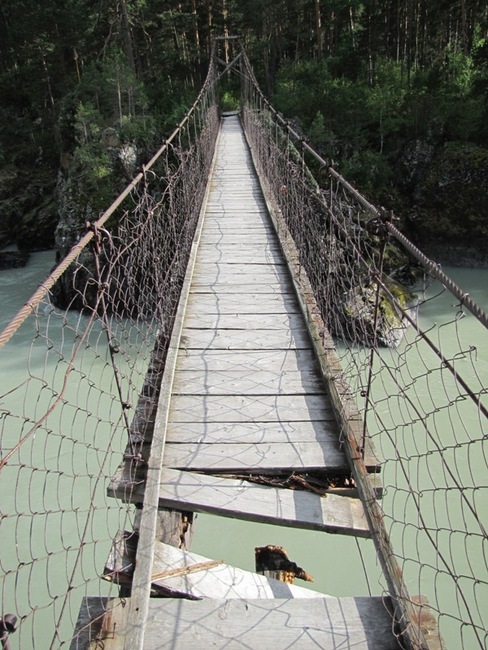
[220, 91, 240, 112]
[0, 0, 487, 251]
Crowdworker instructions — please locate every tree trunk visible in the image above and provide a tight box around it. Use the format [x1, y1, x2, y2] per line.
[314, 0, 323, 59]
[119, 0, 136, 75]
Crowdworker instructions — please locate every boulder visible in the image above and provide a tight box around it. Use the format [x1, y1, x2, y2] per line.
[340, 279, 416, 349]
[0, 250, 30, 270]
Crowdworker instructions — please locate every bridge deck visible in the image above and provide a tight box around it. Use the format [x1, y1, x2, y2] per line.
[160, 115, 364, 529]
[101, 116, 400, 650]
[168, 117, 345, 468]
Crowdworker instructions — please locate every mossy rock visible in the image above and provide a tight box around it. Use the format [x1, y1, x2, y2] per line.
[340, 278, 416, 348]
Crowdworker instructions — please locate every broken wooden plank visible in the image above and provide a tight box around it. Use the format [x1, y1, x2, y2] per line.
[150, 542, 332, 599]
[157, 468, 370, 536]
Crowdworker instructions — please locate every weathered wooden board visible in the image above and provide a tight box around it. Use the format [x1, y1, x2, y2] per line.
[140, 596, 397, 649]
[172, 368, 324, 395]
[199, 233, 274, 242]
[179, 328, 312, 350]
[205, 207, 267, 214]
[194, 262, 289, 276]
[75, 596, 400, 650]
[165, 419, 340, 444]
[191, 283, 295, 295]
[191, 273, 290, 286]
[195, 251, 286, 264]
[203, 214, 270, 222]
[168, 393, 335, 423]
[176, 349, 321, 373]
[192, 273, 289, 285]
[163, 440, 346, 473]
[201, 220, 272, 228]
[187, 292, 301, 313]
[151, 541, 332, 599]
[157, 469, 368, 535]
[140, 597, 399, 649]
[197, 241, 282, 250]
[183, 312, 304, 330]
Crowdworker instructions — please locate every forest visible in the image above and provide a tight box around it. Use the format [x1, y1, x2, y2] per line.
[0, 0, 487, 263]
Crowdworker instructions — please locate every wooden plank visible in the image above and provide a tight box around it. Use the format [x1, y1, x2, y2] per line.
[93, 596, 400, 649]
[199, 237, 283, 247]
[191, 273, 290, 285]
[176, 349, 321, 372]
[150, 541, 333, 599]
[194, 252, 286, 264]
[190, 284, 295, 294]
[201, 221, 272, 228]
[157, 469, 369, 535]
[166, 420, 337, 444]
[205, 207, 267, 213]
[199, 232, 273, 240]
[183, 312, 304, 330]
[193, 263, 289, 276]
[179, 328, 312, 350]
[163, 440, 347, 473]
[203, 214, 269, 221]
[168, 393, 335, 423]
[140, 597, 399, 649]
[187, 293, 301, 313]
[192, 273, 288, 284]
[172, 368, 324, 395]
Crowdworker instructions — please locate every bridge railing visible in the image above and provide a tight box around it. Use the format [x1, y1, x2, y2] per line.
[240, 45, 487, 650]
[0, 51, 219, 649]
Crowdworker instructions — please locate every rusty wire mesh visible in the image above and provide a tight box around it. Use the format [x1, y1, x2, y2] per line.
[241, 49, 487, 650]
[0, 56, 219, 648]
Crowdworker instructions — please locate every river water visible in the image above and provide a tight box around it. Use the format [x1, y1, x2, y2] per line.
[1, 251, 487, 648]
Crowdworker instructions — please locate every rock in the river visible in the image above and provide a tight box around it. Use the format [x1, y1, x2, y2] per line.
[0, 250, 30, 269]
[341, 279, 416, 348]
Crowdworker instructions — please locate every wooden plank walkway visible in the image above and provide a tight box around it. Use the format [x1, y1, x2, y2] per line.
[166, 116, 351, 481]
[99, 115, 400, 650]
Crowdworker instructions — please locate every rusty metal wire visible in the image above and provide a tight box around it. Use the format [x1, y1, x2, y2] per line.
[241, 46, 487, 650]
[0, 50, 219, 648]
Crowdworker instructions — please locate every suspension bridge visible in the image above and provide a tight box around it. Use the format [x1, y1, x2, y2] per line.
[0, 39, 486, 650]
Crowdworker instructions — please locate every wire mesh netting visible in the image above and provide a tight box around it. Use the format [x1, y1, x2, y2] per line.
[1, 39, 487, 650]
[241, 48, 487, 650]
[0, 54, 219, 649]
